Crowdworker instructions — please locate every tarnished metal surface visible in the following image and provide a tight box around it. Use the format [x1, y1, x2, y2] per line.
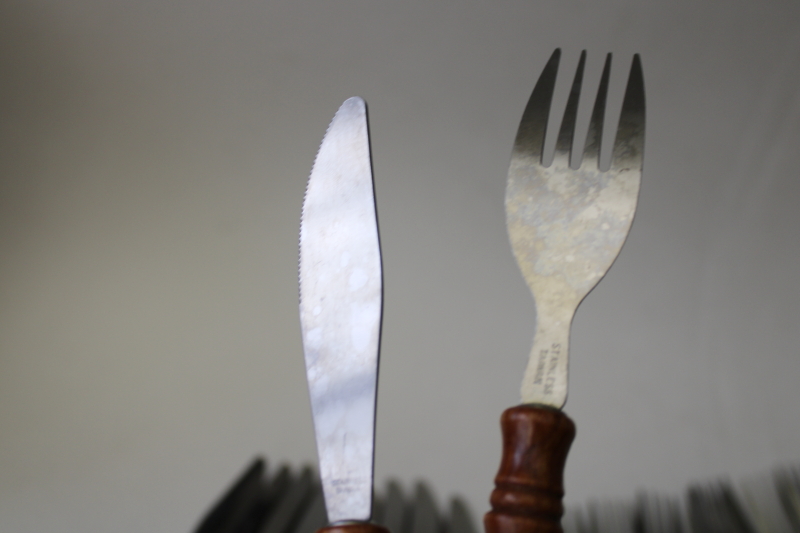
[299, 97, 382, 523]
[507, 50, 645, 409]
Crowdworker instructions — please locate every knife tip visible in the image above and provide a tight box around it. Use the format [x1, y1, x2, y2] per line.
[340, 96, 367, 115]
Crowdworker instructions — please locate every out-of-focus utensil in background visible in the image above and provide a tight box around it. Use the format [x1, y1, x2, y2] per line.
[191, 458, 800, 533]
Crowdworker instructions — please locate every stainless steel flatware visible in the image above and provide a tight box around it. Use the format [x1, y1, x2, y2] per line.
[299, 97, 388, 533]
[485, 49, 645, 533]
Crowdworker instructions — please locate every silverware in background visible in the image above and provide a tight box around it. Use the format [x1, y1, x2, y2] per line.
[192, 460, 800, 533]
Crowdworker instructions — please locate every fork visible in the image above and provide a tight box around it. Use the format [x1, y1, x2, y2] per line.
[485, 49, 645, 533]
[509, 48, 645, 408]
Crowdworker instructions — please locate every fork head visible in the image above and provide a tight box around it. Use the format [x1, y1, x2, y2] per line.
[507, 48, 645, 307]
[506, 49, 645, 407]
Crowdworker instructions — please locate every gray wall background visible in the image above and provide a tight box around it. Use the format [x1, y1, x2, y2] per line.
[1, 1, 799, 531]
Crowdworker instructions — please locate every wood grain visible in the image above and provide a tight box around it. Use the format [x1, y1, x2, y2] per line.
[484, 405, 576, 533]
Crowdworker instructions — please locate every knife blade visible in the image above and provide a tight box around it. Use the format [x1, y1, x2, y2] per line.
[299, 97, 384, 528]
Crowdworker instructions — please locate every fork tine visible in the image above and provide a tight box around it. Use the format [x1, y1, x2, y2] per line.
[610, 54, 645, 172]
[582, 53, 611, 169]
[552, 50, 586, 168]
[512, 49, 560, 164]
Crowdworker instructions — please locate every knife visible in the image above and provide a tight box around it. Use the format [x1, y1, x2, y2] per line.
[299, 97, 389, 533]
[484, 50, 645, 533]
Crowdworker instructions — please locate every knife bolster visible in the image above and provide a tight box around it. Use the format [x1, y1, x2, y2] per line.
[484, 405, 575, 533]
[317, 523, 391, 533]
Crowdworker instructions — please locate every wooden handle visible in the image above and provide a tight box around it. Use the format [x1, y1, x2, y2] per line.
[484, 405, 576, 533]
[317, 523, 391, 533]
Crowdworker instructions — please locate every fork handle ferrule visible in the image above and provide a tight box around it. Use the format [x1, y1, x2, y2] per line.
[484, 405, 575, 533]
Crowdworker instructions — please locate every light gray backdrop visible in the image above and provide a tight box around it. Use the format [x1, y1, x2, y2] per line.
[1, 1, 799, 531]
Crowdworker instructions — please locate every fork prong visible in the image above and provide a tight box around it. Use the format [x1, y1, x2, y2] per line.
[512, 49, 560, 164]
[552, 50, 586, 169]
[582, 53, 611, 169]
[610, 54, 645, 172]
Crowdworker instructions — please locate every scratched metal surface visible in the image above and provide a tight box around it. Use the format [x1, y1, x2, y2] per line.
[299, 97, 383, 523]
[506, 52, 644, 408]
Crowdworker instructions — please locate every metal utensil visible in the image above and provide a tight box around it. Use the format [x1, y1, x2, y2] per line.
[485, 49, 645, 533]
[506, 49, 645, 409]
[299, 97, 384, 528]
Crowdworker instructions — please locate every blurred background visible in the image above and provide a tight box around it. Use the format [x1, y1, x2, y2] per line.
[1, 1, 799, 531]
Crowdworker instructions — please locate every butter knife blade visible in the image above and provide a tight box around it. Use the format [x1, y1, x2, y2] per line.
[299, 97, 382, 524]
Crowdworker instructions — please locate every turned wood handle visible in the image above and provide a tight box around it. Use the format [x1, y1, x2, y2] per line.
[317, 523, 390, 533]
[484, 405, 576, 533]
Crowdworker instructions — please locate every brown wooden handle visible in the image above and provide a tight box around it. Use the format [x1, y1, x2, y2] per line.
[484, 405, 576, 533]
[317, 523, 391, 533]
